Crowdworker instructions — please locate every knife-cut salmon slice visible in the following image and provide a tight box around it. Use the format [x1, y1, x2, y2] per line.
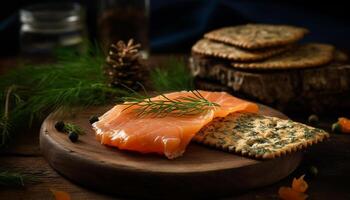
[92, 91, 258, 159]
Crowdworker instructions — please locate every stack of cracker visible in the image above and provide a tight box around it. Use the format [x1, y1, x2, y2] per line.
[190, 24, 350, 114]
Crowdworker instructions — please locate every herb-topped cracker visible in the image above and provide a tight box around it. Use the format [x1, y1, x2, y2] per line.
[193, 113, 329, 159]
[204, 24, 308, 49]
[192, 39, 290, 61]
[231, 43, 334, 70]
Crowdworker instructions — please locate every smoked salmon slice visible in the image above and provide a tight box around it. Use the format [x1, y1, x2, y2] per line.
[92, 91, 258, 159]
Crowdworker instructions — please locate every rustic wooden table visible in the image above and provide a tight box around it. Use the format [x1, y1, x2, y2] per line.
[0, 56, 350, 200]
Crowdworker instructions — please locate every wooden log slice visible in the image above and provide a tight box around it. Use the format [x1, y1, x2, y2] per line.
[40, 105, 302, 199]
[190, 53, 350, 114]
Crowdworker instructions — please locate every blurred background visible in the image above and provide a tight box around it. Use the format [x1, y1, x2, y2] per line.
[0, 0, 349, 56]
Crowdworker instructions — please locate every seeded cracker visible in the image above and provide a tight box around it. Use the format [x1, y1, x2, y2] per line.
[193, 113, 329, 159]
[192, 39, 291, 61]
[231, 43, 334, 69]
[204, 24, 308, 49]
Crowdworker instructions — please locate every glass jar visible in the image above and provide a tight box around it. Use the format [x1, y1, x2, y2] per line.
[98, 0, 150, 58]
[20, 3, 86, 56]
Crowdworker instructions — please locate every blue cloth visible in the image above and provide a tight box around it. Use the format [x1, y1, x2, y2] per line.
[150, 0, 350, 52]
[1, 0, 349, 55]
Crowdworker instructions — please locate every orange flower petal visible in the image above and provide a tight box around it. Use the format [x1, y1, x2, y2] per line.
[279, 186, 308, 200]
[50, 189, 71, 200]
[292, 175, 308, 193]
[338, 117, 350, 133]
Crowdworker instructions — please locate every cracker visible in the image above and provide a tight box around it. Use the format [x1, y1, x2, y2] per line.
[204, 24, 308, 49]
[231, 43, 334, 69]
[191, 39, 291, 61]
[193, 113, 329, 159]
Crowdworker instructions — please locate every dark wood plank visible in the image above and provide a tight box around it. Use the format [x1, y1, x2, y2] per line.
[0, 126, 41, 157]
[0, 156, 117, 200]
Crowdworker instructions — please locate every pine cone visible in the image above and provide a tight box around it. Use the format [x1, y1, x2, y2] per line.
[104, 39, 143, 90]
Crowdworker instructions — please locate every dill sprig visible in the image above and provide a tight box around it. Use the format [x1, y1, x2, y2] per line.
[63, 123, 84, 135]
[122, 90, 220, 117]
[0, 171, 35, 187]
[0, 116, 11, 147]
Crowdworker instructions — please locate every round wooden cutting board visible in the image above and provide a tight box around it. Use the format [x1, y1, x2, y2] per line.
[40, 104, 302, 199]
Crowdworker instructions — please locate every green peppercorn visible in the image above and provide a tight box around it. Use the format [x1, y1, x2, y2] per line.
[308, 114, 319, 125]
[68, 131, 79, 143]
[308, 166, 318, 178]
[55, 121, 65, 132]
[332, 122, 342, 134]
[89, 115, 99, 124]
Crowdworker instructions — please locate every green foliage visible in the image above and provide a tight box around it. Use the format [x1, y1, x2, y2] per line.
[63, 123, 84, 135]
[0, 171, 35, 187]
[150, 57, 194, 92]
[0, 116, 11, 147]
[0, 45, 129, 148]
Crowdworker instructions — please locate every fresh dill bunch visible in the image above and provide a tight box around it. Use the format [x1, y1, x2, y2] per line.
[0, 44, 131, 148]
[0, 171, 35, 187]
[122, 90, 219, 117]
[150, 57, 194, 92]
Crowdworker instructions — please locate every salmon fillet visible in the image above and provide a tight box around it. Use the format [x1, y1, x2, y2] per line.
[92, 91, 258, 159]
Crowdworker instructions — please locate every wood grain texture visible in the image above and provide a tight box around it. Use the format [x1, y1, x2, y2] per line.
[0, 156, 118, 200]
[3, 135, 350, 200]
[190, 54, 350, 114]
[40, 105, 302, 199]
